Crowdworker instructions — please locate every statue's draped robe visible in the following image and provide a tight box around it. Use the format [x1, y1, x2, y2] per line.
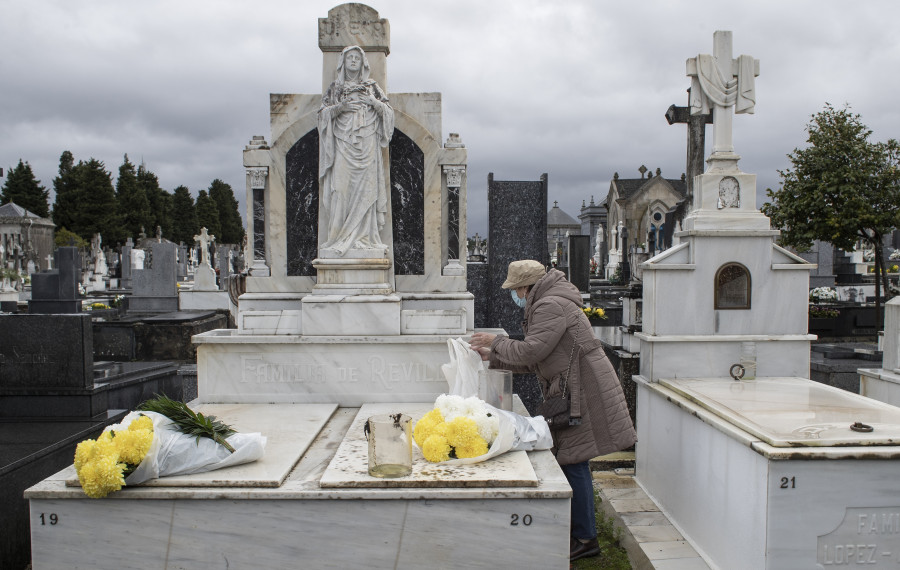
[318, 79, 395, 255]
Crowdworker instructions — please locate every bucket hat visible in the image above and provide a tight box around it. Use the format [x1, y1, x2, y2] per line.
[501, 260, 546, 289]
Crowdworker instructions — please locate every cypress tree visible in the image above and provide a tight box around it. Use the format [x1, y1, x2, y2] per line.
[116, 154, 152, 241]
[51, 150, 78, 232]
[195, 189, 221, 239]
[70, 158, 123, 244]
[208, 179, 245, 244]
[1, 159, 50, 217]
[170, 185, 198, 244]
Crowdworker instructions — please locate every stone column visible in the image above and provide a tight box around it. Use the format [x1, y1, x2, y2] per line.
[247, 165, 270, 277]
[442, 163, 466, 276]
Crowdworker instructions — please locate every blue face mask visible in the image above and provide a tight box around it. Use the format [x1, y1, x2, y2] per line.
[511, 289, 527, 308]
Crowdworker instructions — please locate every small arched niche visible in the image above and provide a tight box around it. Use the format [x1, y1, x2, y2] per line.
[715, 262, 751, 310]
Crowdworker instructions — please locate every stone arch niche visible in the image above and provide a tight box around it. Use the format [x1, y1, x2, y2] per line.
[715, 262, 751, 310]
[283, 126, 425, 277]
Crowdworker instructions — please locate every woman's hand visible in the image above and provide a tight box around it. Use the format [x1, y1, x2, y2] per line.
[469, 332, 497, 350]
[474, 346, 491, 361]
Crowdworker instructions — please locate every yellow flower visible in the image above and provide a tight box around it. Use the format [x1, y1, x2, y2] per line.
[129, 415, 154, 432]
[422, 434, 451, 462]
[78, 455, 126, 499]
[445, 416, 483, 450]
[74, 439, 96, 471]
[113, 429, 154, 465]
[413, 408, 444, 448]
[454, 439, 489, 459]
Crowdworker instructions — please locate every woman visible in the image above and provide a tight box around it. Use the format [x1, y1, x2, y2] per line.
[470, 260, 636, 562]
[318, 45, 394, 256]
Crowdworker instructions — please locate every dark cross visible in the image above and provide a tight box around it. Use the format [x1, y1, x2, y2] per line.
[665, 88, 713, 204]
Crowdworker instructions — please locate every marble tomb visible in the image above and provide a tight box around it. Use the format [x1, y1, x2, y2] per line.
[26, 5, 571, 569]
[634, 31, 900, 569]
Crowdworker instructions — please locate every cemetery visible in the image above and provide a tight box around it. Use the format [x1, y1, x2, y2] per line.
[3, 3, 900, 570]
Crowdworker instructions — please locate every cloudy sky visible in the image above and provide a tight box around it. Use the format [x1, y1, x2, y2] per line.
[3, 0, 900, 237]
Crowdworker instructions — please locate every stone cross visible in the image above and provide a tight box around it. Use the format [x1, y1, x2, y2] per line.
[46, 253, 53, 270]
[666, 89, 712, 200]
[686, 31, 759, 168]
[194, 227, 214, 266]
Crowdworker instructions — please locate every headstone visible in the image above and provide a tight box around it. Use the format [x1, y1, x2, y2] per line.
[176, 244, 187, 280]
[567, 234, 591, 293]
[192, 228, 218, 291]
[28, 247, 82, 314]
[129, 241, 178, 312]
[216, 245, 231, 290]
[120, 238, 134, 289]
[132, 248, 145, 270]
[0, 314, 93, 393]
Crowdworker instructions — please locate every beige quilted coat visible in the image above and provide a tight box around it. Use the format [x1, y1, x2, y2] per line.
[488, 269, 636, 464]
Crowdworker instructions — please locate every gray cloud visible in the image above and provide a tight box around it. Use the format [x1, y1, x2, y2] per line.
[3, 0, 900, 240]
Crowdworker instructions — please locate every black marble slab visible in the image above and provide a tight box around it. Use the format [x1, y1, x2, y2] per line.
[568, 234, 591, 293]
[390, 129, 424, 275]
[467, 262, 489, 328]
[486, 173, 549, 336]
[285, 128, 319, 276]
[0, 314, 92, 390]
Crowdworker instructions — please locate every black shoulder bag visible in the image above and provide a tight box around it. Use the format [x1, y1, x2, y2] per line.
[538, 324, 582, 431]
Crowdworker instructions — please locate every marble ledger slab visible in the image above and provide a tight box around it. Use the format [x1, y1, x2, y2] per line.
[661, 377, 900, 447]
[66, 403, 337, 488]
[320, 402, 539, 488]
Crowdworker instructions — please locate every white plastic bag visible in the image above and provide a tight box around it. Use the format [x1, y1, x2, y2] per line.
[117, 411, 267, 485]
[441, 337, 485, 397]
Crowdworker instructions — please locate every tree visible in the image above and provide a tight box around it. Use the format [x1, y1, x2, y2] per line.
[195, 189, 221, 239]
[69, 158, 124, 244]
[1, 159, 50, 217]
[51, 150, 78, 232]
[762, 104, 900, 326]
[137, 164, 172, 239]
[208, 178, 244, 244]
[170, 185, 198, 244]
[116, 154, 152, 241]
[54, 227, 89, 249]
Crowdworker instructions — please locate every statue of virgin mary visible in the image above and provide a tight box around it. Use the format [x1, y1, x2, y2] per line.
[318, 45, 395, 256]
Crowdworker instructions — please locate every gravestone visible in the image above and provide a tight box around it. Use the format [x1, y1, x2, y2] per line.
[176, 243, 187, 280]
[0, 314, 93, 415]
[129, 241, 178, 312]
[28, 247, 82, 314]
[486, 172, 549, 337]
[485, 172, 549, 414]
[216, 244, 231, 290]
[192, 228, 218, 291]
[567, 234, 591, 293]
[120, 238, 134, 289]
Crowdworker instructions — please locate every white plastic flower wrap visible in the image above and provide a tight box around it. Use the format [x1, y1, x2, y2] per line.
[74, 396, 268, 498]
[421, 338, 553, 465]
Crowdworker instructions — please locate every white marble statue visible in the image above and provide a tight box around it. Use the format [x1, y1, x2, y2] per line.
[318, 45, 395, 256]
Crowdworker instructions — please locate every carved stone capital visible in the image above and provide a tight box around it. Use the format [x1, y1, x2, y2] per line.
[443, 165, 466, 189]
[247, 167, 269, 190]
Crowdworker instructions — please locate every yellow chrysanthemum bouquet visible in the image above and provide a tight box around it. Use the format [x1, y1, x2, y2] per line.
[74, 414, 155, 498]
[414, 395, 500, 462]
[73, 396, 267, 498]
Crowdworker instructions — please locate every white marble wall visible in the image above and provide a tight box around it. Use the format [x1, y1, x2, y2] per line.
[195, 331, 464, 406]
[636, 376, 900, 569]
[28, 405, 572, 569]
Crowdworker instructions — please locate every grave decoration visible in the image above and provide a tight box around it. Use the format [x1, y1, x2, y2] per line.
[582, 306, 607, 321]
[417, 339, 552, 465]
[74, 396, 266, 498]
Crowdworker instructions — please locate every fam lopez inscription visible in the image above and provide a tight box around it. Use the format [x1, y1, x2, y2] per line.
[818, 507, 900, 567]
